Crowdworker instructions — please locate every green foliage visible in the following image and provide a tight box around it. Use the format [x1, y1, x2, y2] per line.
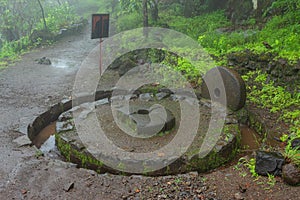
[0, 1, 81, 66]
[36, 2, 79, 33]
[158, 49, 215, 86]
[0, 0, 41, 39]
[280, 134, 289, 142]
[243, 69, 299, 170]
[237, 157, 259, 178]
[266, 173, 276, 189]
[197, 7, 300, 61]
[267, 0, 300, 14]
[284, 138, 300, 167]
[243, 70, 300, 118]
[0, 35, 31, 61]
[199, 30, 258, 55]
[120, 0, 142, 13]
[165, 10, 231, 40]
[242, 70, 300, 145]
[116, 11, 143, 32]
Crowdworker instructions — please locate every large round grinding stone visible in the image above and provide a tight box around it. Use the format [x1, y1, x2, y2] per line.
[201, 67, 246, 111]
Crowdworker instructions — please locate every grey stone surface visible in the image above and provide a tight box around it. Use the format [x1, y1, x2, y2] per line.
[139, 93, 154, 101]
[201, 66, 246, 111]
[282, 163, 300, 186]
[95, 98, 110, 107]
[116, 105, 175, 137]
[13, 135, 32, 147]
[156, 92, 170, 100]
[56, 120, 75, 133]
[40, 135, 55, 153]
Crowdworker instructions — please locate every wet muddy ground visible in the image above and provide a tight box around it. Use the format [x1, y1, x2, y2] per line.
[0, 26, 299, 199]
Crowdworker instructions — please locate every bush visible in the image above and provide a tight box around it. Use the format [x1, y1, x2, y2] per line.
[165, 10, 231, 40]
[195, 8, 300, 61]
[36, 2, 79, 34]
[116, 12, 143, 32]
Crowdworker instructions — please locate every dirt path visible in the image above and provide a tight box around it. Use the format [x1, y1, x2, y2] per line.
[0, 26, 299, 200]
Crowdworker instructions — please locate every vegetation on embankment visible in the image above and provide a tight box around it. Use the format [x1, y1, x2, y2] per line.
[113, 0, 300, 168]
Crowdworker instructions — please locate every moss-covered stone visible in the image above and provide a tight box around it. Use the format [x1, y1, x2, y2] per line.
[55, 119, 241, 176]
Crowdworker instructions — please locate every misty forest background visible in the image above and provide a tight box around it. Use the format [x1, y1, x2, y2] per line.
[0, 0, 299, 63]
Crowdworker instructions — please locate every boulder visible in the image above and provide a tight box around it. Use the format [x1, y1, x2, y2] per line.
[36, 57, 51, 65]
[201, 67, 246, 111]
[255, 151, 285, 176]
[282, 163, 300, 186]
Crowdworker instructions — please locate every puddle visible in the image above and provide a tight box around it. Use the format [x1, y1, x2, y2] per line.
[32, 122, 56, 149]
[240, 125, 261, 150]
[51, 59, 73, 69]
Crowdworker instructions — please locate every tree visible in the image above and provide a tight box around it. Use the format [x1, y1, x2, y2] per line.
[143, 0, 149, 28]
[142, 0, 149, 36]
[149, 0, 159, 22]
[120, 0, 161, 25]
[0, 0, 41, 41]
[37, 0, 47, 30]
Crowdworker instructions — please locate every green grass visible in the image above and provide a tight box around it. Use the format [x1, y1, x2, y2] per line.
[196, 9, 300, 61]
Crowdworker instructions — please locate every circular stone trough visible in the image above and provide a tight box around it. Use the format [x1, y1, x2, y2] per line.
[27, 89, 242, 176]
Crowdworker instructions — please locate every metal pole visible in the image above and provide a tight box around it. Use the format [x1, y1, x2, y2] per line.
[99, 39, 102, 75]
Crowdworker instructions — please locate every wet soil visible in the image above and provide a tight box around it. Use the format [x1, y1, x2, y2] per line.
[0, 26, 299, 199]
[240, 125, 261, 150]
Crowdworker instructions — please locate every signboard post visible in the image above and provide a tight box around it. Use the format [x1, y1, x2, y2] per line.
[91, 14, 109, 75]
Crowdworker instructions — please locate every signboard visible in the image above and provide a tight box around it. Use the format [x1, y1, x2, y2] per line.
[91, 14, 109, 39]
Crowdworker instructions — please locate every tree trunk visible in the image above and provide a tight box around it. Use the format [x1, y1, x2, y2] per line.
[37, 0, 48, 30]
[183, 0, 193, 17]
[151, 0, 159, 22]
[143, 0, 149, 37]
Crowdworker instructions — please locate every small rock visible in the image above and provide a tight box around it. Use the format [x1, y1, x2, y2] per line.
[13, 135, 32, 147]
[225, 115, 238, 124]
[255, 151, 285, 176]
[179, 191, 189, 197]
[158, 194, 167, 199]
[156, 92, 170, 100]
[21, 189, 27, 195]
[95, 98, 109, 107]
[170, 94, 185, 101]
[189, 171, 198, 177]
[282, 163, 300, 186]
[110, 95, 124, 102]
[291, 138, 300, 150]
[234, 192, 244, 200]
[48, 160, 77, 168]
[56, 120, 74, 133]
[158, 88, 173, 95]
[139, 93, 153, 101]
[36, 57, 51, 65]
[238, 184, 247, 193]
[64, 182, 75, 192]
[58, 110, 73, 122]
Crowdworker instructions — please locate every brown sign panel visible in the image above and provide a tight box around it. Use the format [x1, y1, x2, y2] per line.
[91, 14, 109, 39]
